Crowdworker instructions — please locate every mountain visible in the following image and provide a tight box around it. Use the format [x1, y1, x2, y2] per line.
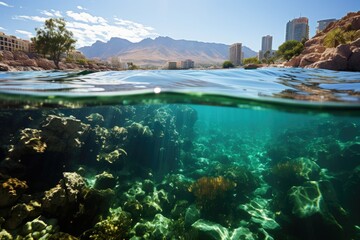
[78, 36, 257, 66]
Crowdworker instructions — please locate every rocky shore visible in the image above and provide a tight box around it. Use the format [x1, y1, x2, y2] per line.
[285, 11, 360, 71]
[0, 50, 114, 72]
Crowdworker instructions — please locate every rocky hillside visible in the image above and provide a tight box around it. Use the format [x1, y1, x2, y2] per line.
[0, 51, 112, 71]
[79, 36, 257, 66]
[285, 11, 360, 71]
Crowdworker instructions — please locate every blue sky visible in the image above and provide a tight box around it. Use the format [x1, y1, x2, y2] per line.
[0, 0, 359, 51]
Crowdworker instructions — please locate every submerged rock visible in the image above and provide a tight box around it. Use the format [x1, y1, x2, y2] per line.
[0, 178, 28, 207]
[184, 204, 201, 228]
[94, 171, 116, 190]
[191, 219, 229, 240]
[238, 198, 280, 230]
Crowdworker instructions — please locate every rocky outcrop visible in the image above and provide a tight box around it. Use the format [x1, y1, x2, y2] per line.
[285, 11, 360, 71]
[0, 50, 115, 71]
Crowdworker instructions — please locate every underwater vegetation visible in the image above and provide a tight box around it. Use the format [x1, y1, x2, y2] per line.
[0, 104, 359, 240]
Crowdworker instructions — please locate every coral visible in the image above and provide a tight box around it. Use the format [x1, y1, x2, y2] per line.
[0, 178, 28, 207]
[82, 209, 132, 240]
[189, 176, 236, 207]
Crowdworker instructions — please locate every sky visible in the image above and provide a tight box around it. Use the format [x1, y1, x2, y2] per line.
[0, 0, 359, 51]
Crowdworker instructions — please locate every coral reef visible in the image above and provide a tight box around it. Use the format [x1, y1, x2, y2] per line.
[0, 105, 359, 239]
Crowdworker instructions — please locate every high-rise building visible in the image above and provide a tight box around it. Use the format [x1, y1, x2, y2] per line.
[259, 35, 273, 60]
[229, 43, 242, 66]
[285, 17, 309, 42]
[317, 19, 337, 33]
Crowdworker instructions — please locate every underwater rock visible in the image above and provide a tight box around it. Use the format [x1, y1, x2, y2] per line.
[142, 197, 162, 219]
[8, 128, 46, 158]
[238, 198, 280, 230]
[287, 180, 346, 239]
[191, 219, 229, 240]
[85, 113, 104, 125]
[343, 165, 360, 222]
[0, 177, 28, 207]
[170, 200, 189, 219]
[94, 171, 116, 190]
[288, 181, 324, 218]
[142, 179, 154, 193]
[267, 157, 320, 190]
[0, 229, 12, 240]
[80, 208, 132, 240]
[132, 214, 172, 239]
[49, 232, 79, 240]
[4, 202, 41, 229]
[123, 199, 143, 220]
[41, 115, 89, 153]
[97, 148, 127, 165]
[184, 204, 201, 228]
[44, 184, 115, 236]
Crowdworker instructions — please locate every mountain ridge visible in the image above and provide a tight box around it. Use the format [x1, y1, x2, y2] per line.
[79, 36, 257, 66]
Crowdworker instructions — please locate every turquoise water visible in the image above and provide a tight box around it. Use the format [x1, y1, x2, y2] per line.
[0, 68, 360, 239]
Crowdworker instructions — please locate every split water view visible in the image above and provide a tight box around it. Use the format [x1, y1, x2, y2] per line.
[1, 1, 360, 239]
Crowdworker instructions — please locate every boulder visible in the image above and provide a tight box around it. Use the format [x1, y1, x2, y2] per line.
[12, 51, 29, 61]
[299, 53, 322, 67]
[284, 55, 301, 67]
[21, 59, 38, 67]
[348, 48, 360, 71]
[0, 63, 10, 71]
[0, 178, 28, 207]
[36, 58, 56, 70]
[1, 51, 14, 60]
[184, 204, 201, 228]
[94, 171, 116, 190]
[335, 44, 352, 59]
[312, 54, 348, 71]
[192, 219, 229, 240]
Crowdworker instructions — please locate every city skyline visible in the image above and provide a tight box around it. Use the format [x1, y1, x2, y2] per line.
[0, 0, 359, 51]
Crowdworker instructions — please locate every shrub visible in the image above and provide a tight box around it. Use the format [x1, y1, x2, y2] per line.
[243, 57, 260, 65]
[323, 28, 360, 48]
[222, 60, 234, 68]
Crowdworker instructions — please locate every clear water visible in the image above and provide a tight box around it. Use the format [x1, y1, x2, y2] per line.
[0, 68, 360, 240]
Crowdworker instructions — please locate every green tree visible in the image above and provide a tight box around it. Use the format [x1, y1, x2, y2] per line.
[222, 60, 234, 68]
[243, 57, 260, 65]
[277, 40, 304, 61]
[32, 18, 76, 68]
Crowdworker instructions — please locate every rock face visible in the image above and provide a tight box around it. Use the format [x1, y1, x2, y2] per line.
[285, 11, 360, 71]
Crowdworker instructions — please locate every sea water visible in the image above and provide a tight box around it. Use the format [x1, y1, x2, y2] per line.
[0, 68, 359, 240]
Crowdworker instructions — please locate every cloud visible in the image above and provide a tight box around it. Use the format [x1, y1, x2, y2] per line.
[13, 15, 49, 22]
[66, 11, 107, 24]
[77, 6, 87, 10]
[0, 1, 13, 7]
[0, 26, 5, 30]
[66, 18, 157, 47]
[13, 11, 158, 48]
[16, 30, 34, 39]
[40, 9, 62, 18]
